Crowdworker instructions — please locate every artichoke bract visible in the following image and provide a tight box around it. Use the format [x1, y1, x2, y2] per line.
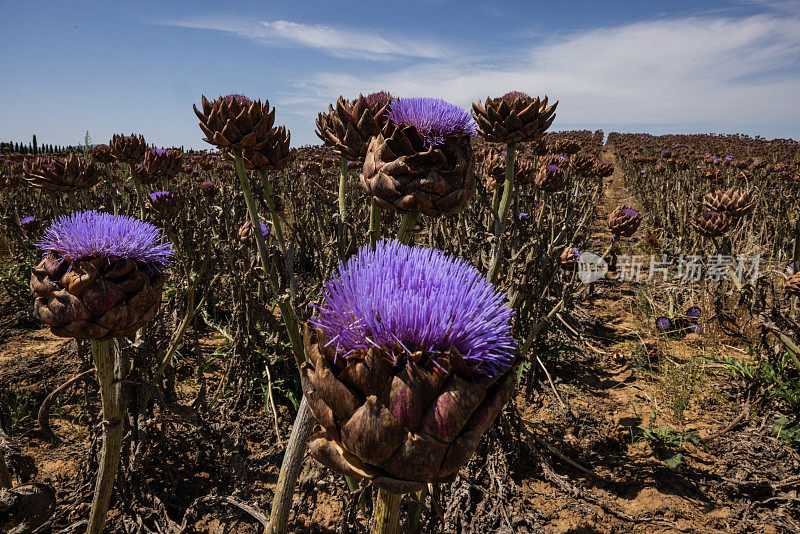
[230, 125, 293, 170]
[607, 205, 642, 237]
[361, 97, 477, 217]
[303, 241, 516, 493]
[30, 211, 173, 340]
[702, 188, 754, 218]
[785, 273, 800, 297]
[692, 210, 731, 237]
[472, 92, 557, 144]
[110, 134, 147, 164]
[23, 154, 101, 193]
[237, 219, 270, 246]
[316, 94, 393, 162]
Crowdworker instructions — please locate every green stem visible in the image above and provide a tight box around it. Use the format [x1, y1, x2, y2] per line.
[235, 156, 305, 368]
[397, 212, 420, 245]
[338, 158, 348, 259]
[373, 488, 403, 534]
[267, 398, 315, 534]
[82, 187, 94, 210]
[86, 339, 124, 534]
[408, 486, 428, 533]
[104, 163, 118, 216]
[129, 164, 145, 219]
[487, 143, 517, 283]
[369, 199, 382, 247]
[48, 195, 61, 219]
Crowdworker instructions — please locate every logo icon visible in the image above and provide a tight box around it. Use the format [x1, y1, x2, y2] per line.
[578, 252, 608, 283]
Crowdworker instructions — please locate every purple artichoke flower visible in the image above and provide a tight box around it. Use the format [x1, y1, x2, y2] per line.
[386, 97, 476, 147]
[36, 210, 173, 267]
[622, 207, 639, 218]
[222, 93, 252, 106]
[685, 306, 702, 321]
[310, 240, 515, 379]
[518, 212, 530, 221]
[655, 316, 673, 332]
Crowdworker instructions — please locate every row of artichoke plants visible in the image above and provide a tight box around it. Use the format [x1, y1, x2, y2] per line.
[0, 92, 627, 533]
[607, 132, 800, 399]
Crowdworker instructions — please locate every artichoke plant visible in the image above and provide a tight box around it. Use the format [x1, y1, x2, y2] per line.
[692, 210, 732, 237]
[316, 93, 393, 162]
[361, 97, 477, 218]
[23, 154, 101, 193]
[237, 219, 270, 246]
[30, 211, 172, 534]
[472, 92, 557, 145]
[607, 205, 642, 237]
[303, 240, 516, 500]
[142, 148, 183, 180]
[110, 134, 147, 164]
[147, 190, 182, 218]
[534, 163, 568, 192]
[703, 188, 754, 217]
[193, 94, 276, 150]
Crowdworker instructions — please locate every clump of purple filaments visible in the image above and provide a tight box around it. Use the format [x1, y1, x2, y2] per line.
[622, 208, 639, 218]
[309, 240, 516, 379]
[20, 216, 35, 225]
[502, 91, 534, 103]
[36, 210, 173, 267]
[387, 97, 476, 147]
[655, 317, 673, 332]
[365, 91, 392, 110]
[223, 94, 252, 106]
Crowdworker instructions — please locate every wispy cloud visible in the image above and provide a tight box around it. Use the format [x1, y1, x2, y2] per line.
[163, 16, 451, 60]
[307, 13, 800, 129]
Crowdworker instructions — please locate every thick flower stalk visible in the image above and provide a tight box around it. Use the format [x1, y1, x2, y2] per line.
[303, 241, 516, 529]
[30, 210, 172, 534]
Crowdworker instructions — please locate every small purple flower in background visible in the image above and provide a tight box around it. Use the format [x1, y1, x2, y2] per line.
[20, 216, 39, 234]
[36, 210, 173, 267]
[386, 97, 476, 147]
[310, 240, 515, 379]
[685, 306, 702, 321]
[518, 212, 530, 221]
[655, 316, 673, 333]
[622, 207, 639, 218]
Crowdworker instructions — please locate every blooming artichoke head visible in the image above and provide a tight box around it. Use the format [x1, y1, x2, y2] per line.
[31, 211, 172, 340]
[304, 241, 516, 492]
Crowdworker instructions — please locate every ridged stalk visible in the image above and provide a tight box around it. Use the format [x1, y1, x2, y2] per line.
[338, 159, 348, 258]
[373, 489, 402, 534]
[398, 212, 420, 245]
[369, 199, 382, 247]
[267, 397, 315, 534]
[86, 339, 123, 534]
[487, 143, 516, 282]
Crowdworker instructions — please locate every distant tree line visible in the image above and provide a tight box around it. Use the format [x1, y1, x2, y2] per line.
[1, 134, 83, 154]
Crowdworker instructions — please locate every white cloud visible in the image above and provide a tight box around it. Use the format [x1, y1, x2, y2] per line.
[307, 13, 800, 129]
[164, 17, 450, 60]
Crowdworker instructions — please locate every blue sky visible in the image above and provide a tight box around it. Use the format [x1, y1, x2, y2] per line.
[1, 1, 799, 149]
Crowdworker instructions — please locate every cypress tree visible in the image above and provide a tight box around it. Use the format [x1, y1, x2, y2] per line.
[32, 135, 38, 154]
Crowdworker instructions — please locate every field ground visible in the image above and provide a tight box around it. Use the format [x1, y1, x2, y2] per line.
[1, 153, 798, 533]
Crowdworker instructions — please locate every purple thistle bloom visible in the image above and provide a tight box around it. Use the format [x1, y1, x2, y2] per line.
[259, 221, 270, 236]
[223, 93, 252, 106]
[149, 191, 171, 202]
[20, 216, 35, 225]
[365, 91, 392, 110]
[387, 97, 476, 147]
[685, 306, 702, 320]
[310, 240, 516, 379]
[622, 207, 639, 218]
[546, 164, 561, 173]
[36, 210, 173, 267]
[655, 316, 673, 332]
[518, 212, 530, 221]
